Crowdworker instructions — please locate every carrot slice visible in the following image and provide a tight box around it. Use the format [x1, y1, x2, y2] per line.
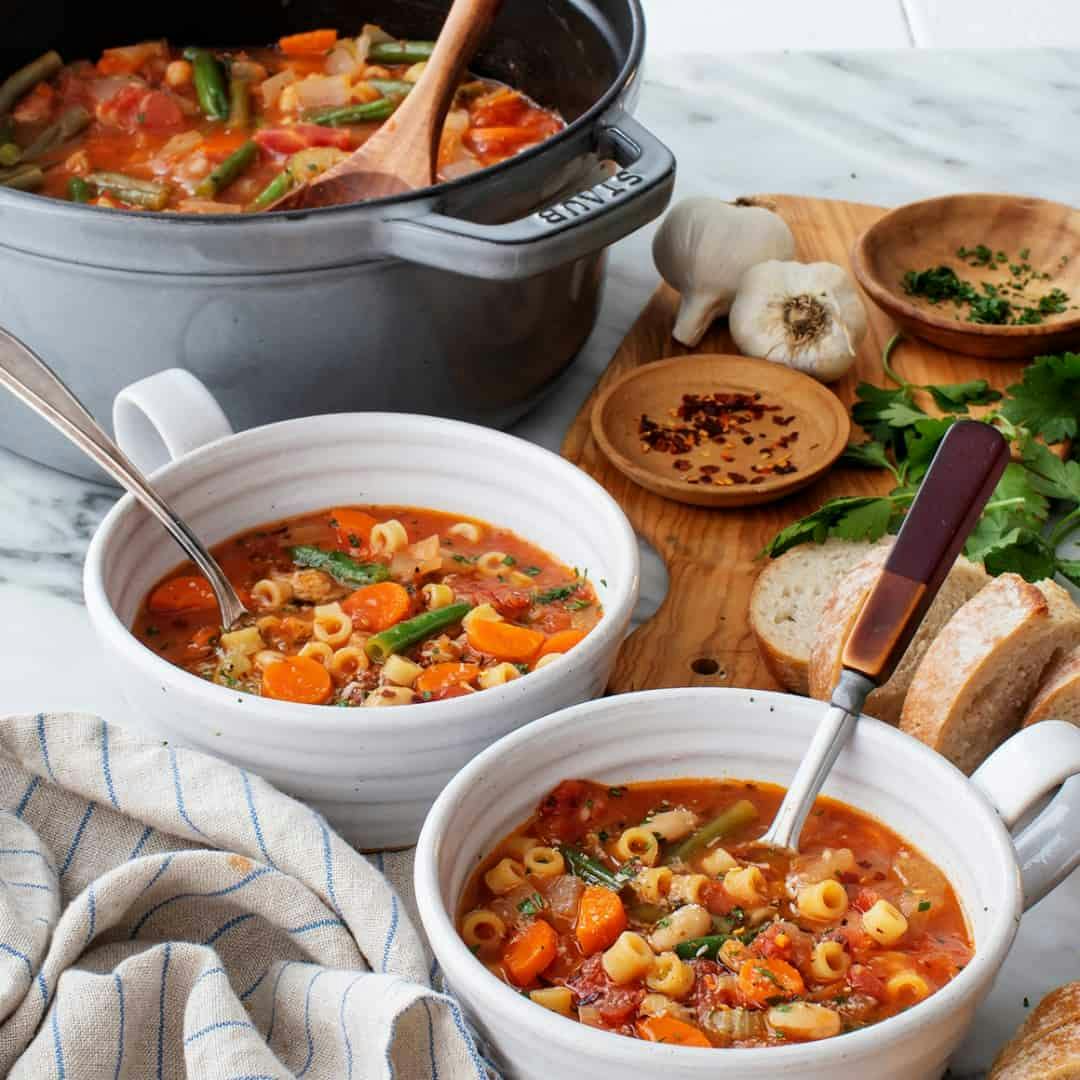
[148, 575, 217, 613]
[261, 656, 332, 704]
[502, 919, 557, 987]
[737, 957, 805, 1007]
[575, 885, 627, 956]
[279, 29, 338, 55]
[466, 619, 545, 663]
[538, 628, 587, 658]
[342, 581, 411, 631]
[332, 508, 378, 549]
[414, 662, 480, 696]
[636, 1015, 712, 1048]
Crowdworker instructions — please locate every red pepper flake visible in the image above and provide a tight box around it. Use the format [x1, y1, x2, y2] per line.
[637, 392, 800, 487]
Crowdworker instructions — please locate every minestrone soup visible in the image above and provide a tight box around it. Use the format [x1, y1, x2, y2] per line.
[132, 506, 600, 706]
[0, 26, 564, 210]
[458, 778, 972, 1047]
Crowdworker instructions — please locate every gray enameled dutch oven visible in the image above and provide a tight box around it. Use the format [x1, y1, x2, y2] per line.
[0, 0, 674, 479]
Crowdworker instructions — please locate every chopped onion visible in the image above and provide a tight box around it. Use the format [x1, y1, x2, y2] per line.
[440, 154, 483, 181]
[544, 873, 584, 919]
[294, 74, 351, 110]
[85, 76, 140, 103]
[325, 43, 364, 78]
[260, 69, 295, 109]
[150, 130, 204, 173]
[706, 1007, 766, 1042]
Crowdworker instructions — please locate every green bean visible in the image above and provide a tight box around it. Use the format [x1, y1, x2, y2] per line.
[67, 176, 91, 203]
[86, 172, 170, 211]
[0, 143, 21, 167]
[365, 602, 472, 663]
[367, 40, 435, 65]
[0, 51, 63, 118]
[288, 545, 389, 586]
[304, 99, 397, 127]
[0, 163, 43, 191]
[368, 79, 414, 100]
[195, 139, 258, 198]
[249, 170, 292, 211]
[21, 105, 90, 161]
[671, 799, 758, 863]
[183, 48, 229, 120]
[228, 76, 251, 130]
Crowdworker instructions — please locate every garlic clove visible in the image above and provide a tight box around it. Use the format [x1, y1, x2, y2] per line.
[671, 291, 726, 348]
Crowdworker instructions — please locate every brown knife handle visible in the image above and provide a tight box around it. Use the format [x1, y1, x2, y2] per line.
[841, 420, 1009, 686]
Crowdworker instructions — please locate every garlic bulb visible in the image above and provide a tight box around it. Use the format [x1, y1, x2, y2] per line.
[728, 260, 868, 383]
[652, 197, 796, 347]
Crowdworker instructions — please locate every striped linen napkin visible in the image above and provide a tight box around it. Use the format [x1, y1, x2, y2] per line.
[0, 712, 495, 1079]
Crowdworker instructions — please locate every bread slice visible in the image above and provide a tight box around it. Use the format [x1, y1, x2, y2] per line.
[990, 982, 1080, 1079]
[1023, 642, 1080, 727]
[750, 539, 887, 695]
[900, 576, 1080, 774]
[808, 550, 989, 724]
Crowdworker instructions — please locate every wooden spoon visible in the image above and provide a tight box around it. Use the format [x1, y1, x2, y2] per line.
[274, 0, 504, 210]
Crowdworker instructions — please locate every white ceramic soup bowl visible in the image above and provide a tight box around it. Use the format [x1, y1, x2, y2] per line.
[83, 368, 639, 849]
[415, 687, 1080, 1080]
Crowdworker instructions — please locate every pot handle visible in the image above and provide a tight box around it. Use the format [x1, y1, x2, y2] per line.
[970, 720, 1080, 910]
[382, 111, 675, 280]
[113, 368, 233, 475]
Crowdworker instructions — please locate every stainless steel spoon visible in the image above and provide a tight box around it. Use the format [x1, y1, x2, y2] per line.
[0, 326, 249, 628]
[759, 419, 1010, 852]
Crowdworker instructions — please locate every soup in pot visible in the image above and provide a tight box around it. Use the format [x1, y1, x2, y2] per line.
[458, 778, 972, 1047]
[132, 505, 600, 706]
[0, 26, 564, 210]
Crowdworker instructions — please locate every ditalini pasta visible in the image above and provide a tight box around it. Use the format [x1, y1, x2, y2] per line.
[457, 777, 972, 1049]
[132, 505, 600, 706]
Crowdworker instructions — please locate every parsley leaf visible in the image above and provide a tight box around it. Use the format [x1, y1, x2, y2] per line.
[840, 440, 893, 471]
[830, 499, 894, 543]
[1002, 353, 1080, 443]
[761, 496, 903, 557]
[926, 379, 1002, 413]
[517, 892, 544, 916]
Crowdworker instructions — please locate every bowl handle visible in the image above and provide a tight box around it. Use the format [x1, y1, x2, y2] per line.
[970, 720, 1080, 910]
[113, 368, 233, 475]
[380, 111, 675, 281]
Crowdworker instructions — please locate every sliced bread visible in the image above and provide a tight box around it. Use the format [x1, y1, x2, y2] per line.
[808, 550, 989, 724]
[990, 982, 1080, 1079]
[900, 576, 1080, 774]
[1023, 642, 1080, 727]
[750, 539, 885, 695]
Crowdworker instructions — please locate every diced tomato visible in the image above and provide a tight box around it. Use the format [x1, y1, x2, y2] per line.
[751, 921, 813, 972]
[255, 124, 351, 156]
[492, 588, 532, 620]
[96, 83, 145, 129]
[851, 888, 880, 913]
[536, 779, 604, 843]
[700, 879, 738, 916]
[97, 42, 166, 76]
[566, 954, 644, 1030]
[531, 607, 573, 634]
[471, 88, 528, 128]
[691, 959, 739, 1011]
[137, 91, 184, 130]
[848, 963, 885, 1001]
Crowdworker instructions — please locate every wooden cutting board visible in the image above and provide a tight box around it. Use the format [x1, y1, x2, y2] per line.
[562, 194, 1037, 694]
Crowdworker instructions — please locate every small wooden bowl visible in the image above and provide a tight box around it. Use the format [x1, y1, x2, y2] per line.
[590, 354, 851, 508]
[852, 193, 1080, 359]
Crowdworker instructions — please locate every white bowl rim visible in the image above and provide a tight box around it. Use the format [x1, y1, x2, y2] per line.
[414, 686, 1023, 1066]
[83, 410, 640, 734]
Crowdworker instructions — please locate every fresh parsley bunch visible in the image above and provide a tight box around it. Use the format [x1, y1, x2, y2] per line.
[763, 337, 1080, 587]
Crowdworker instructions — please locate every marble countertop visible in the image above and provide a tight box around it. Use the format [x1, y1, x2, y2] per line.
[3, 48, 1079, 1077]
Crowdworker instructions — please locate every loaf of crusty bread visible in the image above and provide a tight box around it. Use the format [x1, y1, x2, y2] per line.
[1023, 642, 1080, 728]
[749, 539, 885, 695]
[900, 576, 1080, 774]
[990, 982, 1080, 1079]
[808, 548, 988, 724]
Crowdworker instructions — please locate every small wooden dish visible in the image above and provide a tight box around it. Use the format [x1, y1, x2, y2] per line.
[590, 354, 851, 508]
[852, 193, 1080, 359]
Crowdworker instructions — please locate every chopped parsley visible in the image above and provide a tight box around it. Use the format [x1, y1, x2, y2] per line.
[452, 553, 477, 564]
[608, 786, 626, 798]
[533, 584, 577, 604]
[502, 554, 516, 566]
[566, 599, 592, 611]
[654, 917, 671, 929]
[918, 900, 932, 912]
[522, 565, 542, 577]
